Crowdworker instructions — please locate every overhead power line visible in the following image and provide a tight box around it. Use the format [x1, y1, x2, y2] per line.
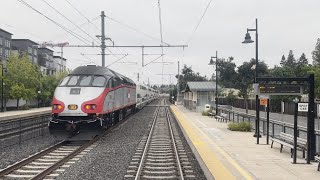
[64, 0, 101, 31]
[42, 0, 99, 45]
[185, 0, 213, 45]
[105, 14, 170, 46]
[16, 0, 90, 45]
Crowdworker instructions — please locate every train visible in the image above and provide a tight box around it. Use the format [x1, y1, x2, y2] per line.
[50, 65, 159, 132]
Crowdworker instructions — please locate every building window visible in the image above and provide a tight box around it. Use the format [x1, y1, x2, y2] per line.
[0, 48, 2, 56]
[34, 49, 37, 55]
[5, 49, 9, 57]
[0, 38, 2, 46]
[5, 40, 10, 48]
[28, 47, 32, 54]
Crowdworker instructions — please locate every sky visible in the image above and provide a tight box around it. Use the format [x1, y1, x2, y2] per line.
[0, 0, 319, 85]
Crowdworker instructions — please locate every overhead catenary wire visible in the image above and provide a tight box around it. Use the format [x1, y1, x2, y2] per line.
[42, 0, 100, 45]
[65, 0, 101, 31]
[105, 14, 170, 46]
[16, 0, 91, 45]
[185, 0, 213, 45]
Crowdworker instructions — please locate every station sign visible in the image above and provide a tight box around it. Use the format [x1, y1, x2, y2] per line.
[258, 84, 303, 95]
[260, 99, 268, 106]
[298, 103, 308, 112]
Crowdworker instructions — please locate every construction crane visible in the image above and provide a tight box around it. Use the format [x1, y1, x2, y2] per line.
[38, 42, 69, 60]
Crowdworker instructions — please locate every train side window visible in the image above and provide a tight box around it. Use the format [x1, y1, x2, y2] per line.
[79, 76, 92, 86]
[92, 76, 106, 87]
[107, 79, 112, 88]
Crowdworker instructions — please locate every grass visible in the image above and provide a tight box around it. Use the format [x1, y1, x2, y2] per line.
[228, 122, 252, 132]
[202, 111, 209, 116]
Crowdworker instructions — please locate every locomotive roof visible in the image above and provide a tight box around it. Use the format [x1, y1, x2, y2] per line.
[70, 66, 135, 84]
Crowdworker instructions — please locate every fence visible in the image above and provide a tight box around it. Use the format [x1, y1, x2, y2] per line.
[0, 114, 51, 150]
[214, 107, 320, 153]
[217, 98, 319, 116]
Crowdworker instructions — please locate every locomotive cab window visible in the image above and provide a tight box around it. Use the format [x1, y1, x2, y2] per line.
[67, 76, 80, 86]
[79, 76, 92, 86]
[59, 76, 70, 86]
[92, 76, 107, 87]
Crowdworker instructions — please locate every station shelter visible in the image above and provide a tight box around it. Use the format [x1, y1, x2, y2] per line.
[183, 81, 217, 112]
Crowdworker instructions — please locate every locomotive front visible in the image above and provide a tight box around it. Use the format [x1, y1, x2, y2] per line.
[50, 66, 111, 132]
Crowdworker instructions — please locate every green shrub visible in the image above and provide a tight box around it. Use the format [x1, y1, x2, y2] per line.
[228, 122, 251, 132]
[19, 104, 30, 110]
[202, 111, 209, 116]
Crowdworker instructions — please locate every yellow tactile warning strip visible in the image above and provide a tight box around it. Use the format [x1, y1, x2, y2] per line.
[170, 105, 254, 180]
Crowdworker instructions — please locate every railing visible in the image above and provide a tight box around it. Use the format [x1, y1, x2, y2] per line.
[213, 107, 320, 152]
[0, 114, 51, 150]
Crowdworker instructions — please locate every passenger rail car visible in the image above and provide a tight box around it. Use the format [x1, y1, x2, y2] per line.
[50, 66, 136, 132]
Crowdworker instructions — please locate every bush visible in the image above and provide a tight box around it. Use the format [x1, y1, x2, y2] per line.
[228, 122, 251, 132]
[19, 104, 30, 110]
[202, 111, 209, 116]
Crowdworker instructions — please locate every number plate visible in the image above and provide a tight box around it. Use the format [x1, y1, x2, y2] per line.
[68, 104, 78, 110]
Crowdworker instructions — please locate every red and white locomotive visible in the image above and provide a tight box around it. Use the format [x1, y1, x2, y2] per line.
[50, 65, 138, 132]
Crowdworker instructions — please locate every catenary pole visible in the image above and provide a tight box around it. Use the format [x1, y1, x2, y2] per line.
[101, 11, 106, 67]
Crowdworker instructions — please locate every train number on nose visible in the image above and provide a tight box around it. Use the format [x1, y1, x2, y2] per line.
[68, 104, 78, 110]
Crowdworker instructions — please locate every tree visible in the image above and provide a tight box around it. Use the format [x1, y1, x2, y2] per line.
[235, 59, 268, 113]
[216, 57, 237, 88]
[176, 65, 207, 92]
[4, 54, 39, 109]
[312, 38, 320, 65]
[298, 53, 308, 65]
[40, 71, 69, 106]
[225, 90, 237, 106]
[280, 55, 286, 66]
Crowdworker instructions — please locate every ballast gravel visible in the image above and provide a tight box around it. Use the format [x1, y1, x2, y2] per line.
[0, 131, 59, 169]
[57, 101, 207, 180]
[56, 106, 157, 180]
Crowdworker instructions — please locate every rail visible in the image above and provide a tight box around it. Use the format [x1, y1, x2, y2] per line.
[0, 114, 51, 150]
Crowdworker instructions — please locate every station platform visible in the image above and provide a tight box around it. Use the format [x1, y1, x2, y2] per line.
[170, 105, 320, 180]
[0, 107, 51, 121]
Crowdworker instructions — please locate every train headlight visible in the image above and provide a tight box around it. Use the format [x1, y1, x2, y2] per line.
[85, 105, 91, 110]
[53, 104, 63, 110]
[85, 104, 97, 110]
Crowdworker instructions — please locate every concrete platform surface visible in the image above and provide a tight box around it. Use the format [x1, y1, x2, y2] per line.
[170, 105, 320, 180]
[0, 107, 51, 121]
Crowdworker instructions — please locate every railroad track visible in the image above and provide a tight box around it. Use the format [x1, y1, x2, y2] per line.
[125, 99, 195, 179]
[0, 100, 147, 180]
[0, 138, 99, 180]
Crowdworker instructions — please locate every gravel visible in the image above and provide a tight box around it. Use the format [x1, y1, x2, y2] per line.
[0, 130, 59, 169]
[169, 108, 207, 180]
[57, 99, 207, 180]
[0, 99, 206, 179]
[56, 105, 157, 180]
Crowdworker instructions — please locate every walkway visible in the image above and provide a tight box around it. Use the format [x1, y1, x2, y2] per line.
[171, 105, 320, 180]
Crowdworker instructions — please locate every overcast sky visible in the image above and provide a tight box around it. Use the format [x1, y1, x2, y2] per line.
[1, 0, 319, 85]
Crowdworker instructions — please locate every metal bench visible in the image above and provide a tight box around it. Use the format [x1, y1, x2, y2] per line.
[208, 111, 215, 118]
[315, 155, 320, 171]
[270, 132, 307, 158]
[216, 113, 228, 122]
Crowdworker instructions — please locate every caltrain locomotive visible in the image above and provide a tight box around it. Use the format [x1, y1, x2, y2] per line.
[50, 65, 158, 132]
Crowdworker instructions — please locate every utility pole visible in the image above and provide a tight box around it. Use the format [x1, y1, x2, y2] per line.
[137, 73, 140, 82]
[177, 61, 180, 102]
[101, 11, 106, 67]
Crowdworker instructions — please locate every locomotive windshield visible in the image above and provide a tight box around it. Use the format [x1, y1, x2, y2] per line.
[59, 75, 108, 87]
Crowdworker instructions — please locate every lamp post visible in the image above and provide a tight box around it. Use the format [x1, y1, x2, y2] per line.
[209, 51, 218, 116]
[0, 63, 6, 112]
[242, 18, 261, 144]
